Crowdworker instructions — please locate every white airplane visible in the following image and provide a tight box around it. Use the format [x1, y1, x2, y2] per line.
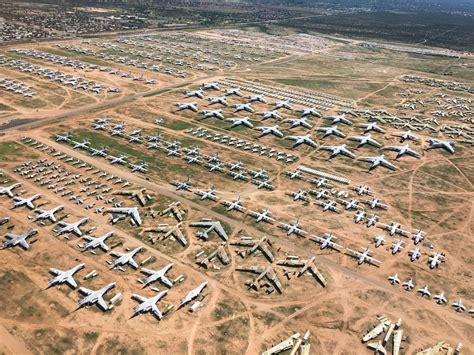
[72, 139, 90, 150]
[2, 229, 38, 250]
[366, 214, 379, 228]
[374, 234, 385, 247]
[78, 282, 116, 311]
[131, 291, 168, 319]
[359, 122, 385, 134]
[208, 96, 228, 106]
[347, 134, 383, 148]
[259, 110, 282, 121]
[90, 147, 108, 157]
[178, 281, 208, 308]
[338, 198, 359, 210]
[287, 169, 303, 179]
[354, 210, 366, 223]
[234, 103, 254, 113]
[273, 101, 293, 110]
[185, 89, 204, 99]
[12, 194, 40, 209]
[310, 188, 330, 200]
[326, 113, 352, 125]
[200, 109, 225, 120]
[229, 161, 244, 171]
[201, 82, 219, 90]
[426, 138, 455, 154]
[300, 107, 321, 117]
[108, 154, 128, 165]
[130, 162, 148, 173]
[319, 144, 355, 159]
[434, 292, 447, 304]
[388, 274, 400, 285]
[364, 198, 388, 210]
[279, 220, 307, 237]
[226, 117, 253, 128]
[48, 263, 85, 289]
[358, 154, 396, 171]
[110, 246, 143, 269]
[288, 189, 308, 202]
[287, 117, 312, 129]
[55, 218, 88, 237]
[409, 247, 421, 262]
[312, 234, 343, 251]
[391, 240, 405, 254]
[383, 144, 421, 159]
[105, 207, 142, 225]
[248, 208, 275, 223]
[392, 130, 419, 143]
[286, 134, 317, 148]
[380, 221, 406, 236]
[141, 263, 174, 288]
[346, 246, 381, 266]
[0, 183, 21, 198]
[412, 230, 425, 245]
[81, 232, 113, 251]
[195, 186, 218, 201]
[248, 94, 266, 103]
[418, 285, 431, 297]
[428, 252, 445, 269]
[222, 197, 246, 212]
[225, 88, 242, 96]
[173, 177, 192, 191]
[317, 125, 346, 138]
[403, 279, 415, 290]
[353, 185, 371, 196]
[30, 205, 64, 222]
[256, 125, 284, 138]
[176, 102, 198, 112]
[452, 299, 466, 312]
[55, 133, 71, 142]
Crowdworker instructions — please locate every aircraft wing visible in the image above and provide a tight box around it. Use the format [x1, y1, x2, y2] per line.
[160, 275, 173, 288]
[97, 297, 109, 311]
[66, 276, 78, 289]
[381, 159, 396, 171]
[366, 256, 382, 266]
[49, 268, 62, 276]
[18, 239, 30, 250]
[141, 268, 154, 276]
[214, 223, 228, 241]
[78, 287, 93, 295]
[152, 304, 163, 319]
[129, 258, 139, 269]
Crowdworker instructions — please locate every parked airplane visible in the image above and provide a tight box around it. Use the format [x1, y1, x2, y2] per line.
[225, 88, 242, 96]
[226, 117, 253, 128]
[286, 134, 317, 148]
[300, 107, 321, 117]
[347, 134, 383, 148]
[77, 282, 116, 311]
[412, 230, 425, 245]
[130, 162, 148, 173]
[173, 177, 192, 191]
[131, 291, 168, 319]
[383, 144, 421, 159]
[178, 281, 208, 308]
[108, 154, 128, 165]
[141, 263, 174, 288]
[259, 110, 282, 121]
[201, 82, 219, 90]
[248, 94, 266, 103]
[190, 220, 228, 241]
[312, 233, 343, 251]
[185, 89, 204, 99]
[358, 154, 396, 171]
[55, 218, 88, 237]
[200, 109, 225, 120]
[110, 246, 143, 269]
[0, 183, 20, 198]
[30, 205, 64, 222]
[104, 207, 142, 226]
[319, 144, 355, 159]
[426, 138, 455, 154]
[379, 221, 407, 236]
[354, 210, 366, 223]
[90, 147, 108, 157]
[434, 292, 447, 304]
[418, 285, 431, 297]
[392, 130, 419, 143]
[81, 232, 113, 251]
[287, 117, 312, 129]
[222, 197, 246, 212]
[234, 103, 255, 113]
[55, 133, 71, 142]
[317, 125, 346, 138]
[12, 194, 40, 209]
[194, 186, 218, 201]
[364, 198, 388, 210]
[326, 113, 352, 125]
[359, 122, 385, 134]
[256, 125, 284, 138]
[231, 236, 274, 261]
[409, 247, 421, 262]
[72, 139, 90, 150]
[374, 234, 385, 248]
[288, 189, 309, 202]
[391, 240, 405, 254]
[428, 252, 445, 269]
[48, 263, 85, 289]
[403, 278, 415, 290]
[2, 229, 38, 250]
[176, 102, 198, 112]
[388, 274, 400, 285]
[248, 208, 275, 224]
[346, 246, 381, 266]
[279, 220, 307, 237]
[452, 299, 466, 312]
